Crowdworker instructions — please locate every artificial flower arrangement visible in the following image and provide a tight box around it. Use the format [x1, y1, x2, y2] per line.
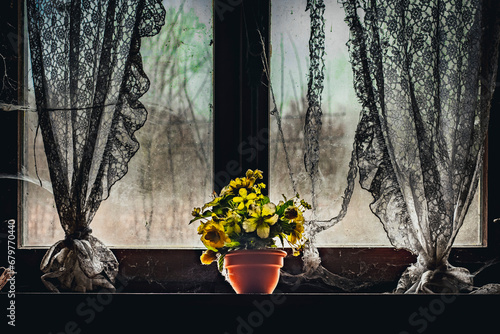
[190, 169, 311, 271]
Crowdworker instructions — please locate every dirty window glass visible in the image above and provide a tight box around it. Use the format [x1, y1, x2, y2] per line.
[269, 0, 482, 247]
[22, 0, 212, 248]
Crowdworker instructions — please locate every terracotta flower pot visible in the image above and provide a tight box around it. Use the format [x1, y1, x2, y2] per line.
[224, 249, 287, 294]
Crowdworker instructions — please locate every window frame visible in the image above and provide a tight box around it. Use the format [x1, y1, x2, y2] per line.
[3, 0, 500, 293]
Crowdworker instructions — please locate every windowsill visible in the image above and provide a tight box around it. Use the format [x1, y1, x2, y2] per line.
[14, 246, 500, 294]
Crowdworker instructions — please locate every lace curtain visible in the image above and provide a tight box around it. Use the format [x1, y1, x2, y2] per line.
[341, 0, 500, 292]
[27, 0, 165, 292]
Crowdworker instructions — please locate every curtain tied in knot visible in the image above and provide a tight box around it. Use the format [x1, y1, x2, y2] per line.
[63, 227, 92, 247]
[396, 255, 474, 293]
[40, 234, 119, 293]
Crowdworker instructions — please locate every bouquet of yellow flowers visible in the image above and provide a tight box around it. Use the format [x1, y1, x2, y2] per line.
[190, 169, 310, 271]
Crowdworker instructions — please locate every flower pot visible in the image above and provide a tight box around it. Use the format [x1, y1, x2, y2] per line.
[224, 249, 287, 294]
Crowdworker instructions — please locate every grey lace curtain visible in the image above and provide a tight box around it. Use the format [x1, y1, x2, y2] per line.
[341, 0, 500, 292]
[27, 0, 165, 292]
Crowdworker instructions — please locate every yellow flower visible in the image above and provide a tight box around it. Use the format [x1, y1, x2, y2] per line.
[232, 188, 257, 210]
[200, 249, 218, 264]
[283, 206, 305, 224]
[222, 177, 251, 195]
[292, 243, 306, 256]
[220, 169, 264, 196]
[246, 169, 263, 181]
[224, 210, 242, 235]
[192, 207, 201, 217]
[200, 221, 231, 249]
[231, 177, 250, 189]
[197, 221, 207, 234]
[288, 221, 304, 245]
[252, 183, 266, 198]
[256, 182, 266, 190]
[243, 203, 279, 239]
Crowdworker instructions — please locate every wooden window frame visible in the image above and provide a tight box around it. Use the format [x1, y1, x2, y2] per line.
[2, 0, 500, 294]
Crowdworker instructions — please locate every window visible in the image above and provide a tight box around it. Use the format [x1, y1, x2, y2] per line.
[21, 0, 484, 250]
[3, 0, 498, 293]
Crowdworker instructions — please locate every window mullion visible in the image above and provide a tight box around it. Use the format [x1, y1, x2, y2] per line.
[213, 0, 270, 194]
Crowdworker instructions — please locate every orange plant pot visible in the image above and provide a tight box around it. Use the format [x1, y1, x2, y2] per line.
[224, 249, 287, 294]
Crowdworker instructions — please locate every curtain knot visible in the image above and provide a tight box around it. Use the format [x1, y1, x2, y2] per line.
[64, 227, 92, 247]
[396, 259, 474, 293]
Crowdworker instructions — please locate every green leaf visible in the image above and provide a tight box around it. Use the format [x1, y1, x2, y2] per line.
[276, 199, 294, 216]
[188, 210, 213, 224]
[278, 233, 285, 248]
[205, 245, 219, 252]
[189, 217, 200, 224]
[281, 221, 294, 234]
[217, 253, 226, 273]
[261, 196, 271, 205]
[225, 241, 240, 248]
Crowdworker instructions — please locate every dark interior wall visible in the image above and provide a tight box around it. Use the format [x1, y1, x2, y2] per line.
[0, 0, 20, 226]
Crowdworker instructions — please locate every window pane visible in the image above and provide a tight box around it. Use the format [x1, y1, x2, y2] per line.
[22, 0, 212, 248]
[269, 0, 482, 247]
